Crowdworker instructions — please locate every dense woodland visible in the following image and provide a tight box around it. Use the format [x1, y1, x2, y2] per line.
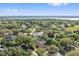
[0, 19, 79, 56]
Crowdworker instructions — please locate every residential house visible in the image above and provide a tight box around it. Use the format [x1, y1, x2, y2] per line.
[36, 39, 45, 48]
[4, 34, 16, 41]
[18, 32, 28, 36]
[0, 45, 4, 52]
[32, 32, 44, 37]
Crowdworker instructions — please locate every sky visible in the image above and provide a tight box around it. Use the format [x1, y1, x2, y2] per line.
[0, 3, 79, 16]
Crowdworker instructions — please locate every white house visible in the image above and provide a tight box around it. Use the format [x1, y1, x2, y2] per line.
[21, 24, 26, 29]
[32, 32, 44, 37]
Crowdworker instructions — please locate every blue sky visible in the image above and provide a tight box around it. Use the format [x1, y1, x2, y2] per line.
[0, 3, 79, 16]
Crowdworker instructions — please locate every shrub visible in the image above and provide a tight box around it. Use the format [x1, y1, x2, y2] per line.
[66, 49, 79, 56]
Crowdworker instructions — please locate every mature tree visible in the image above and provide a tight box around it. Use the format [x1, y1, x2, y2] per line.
[45, 38, 56, 46]
[12, 29, 19, 35]
[0, 47, 30, 56]
[60, 38, 73, 47]
[4, 41, 16, 47]
[26, 28, 33, 33]
[66, 49, 79, 56]
[59, 38, 75, 55]
[15, 35, 36, 49]
[36, 48, 47, 56]
[46, 45, 59, 56]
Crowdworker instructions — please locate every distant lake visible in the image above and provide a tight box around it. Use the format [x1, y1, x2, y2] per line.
[54, 18, 79, 20]
[0, 16, 79, 20]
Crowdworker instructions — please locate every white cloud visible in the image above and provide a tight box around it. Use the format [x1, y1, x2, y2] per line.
[7, 9, 11, 11]
[48, 3, 68, 6]
[12, 9, 17, 12]
[6, 9, 17, 12]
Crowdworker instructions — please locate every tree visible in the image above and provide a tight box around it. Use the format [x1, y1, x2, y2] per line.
[0, 29, 13, 34]
[69, 33, 79, 41]
[1, 37, 16, 47]
[5, 41, 16, 47]
[26, 28, 33, 33]
[1, 47, 30, 56]
[0, 37, 3, 44]
[60, 38, 73, 47]
[48, 32, 54, 38]
[12, 29, 19, 35]
[59, 38, 75, 55]
[15, 35, 26, 45]
[74, 41, 79, 48]
[66, 49, 79, 56]
[45, 38, 56, 46]
[36, 48, 47, 56]
[47, 45, 59, 56]
[15, 35, 36, 49]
